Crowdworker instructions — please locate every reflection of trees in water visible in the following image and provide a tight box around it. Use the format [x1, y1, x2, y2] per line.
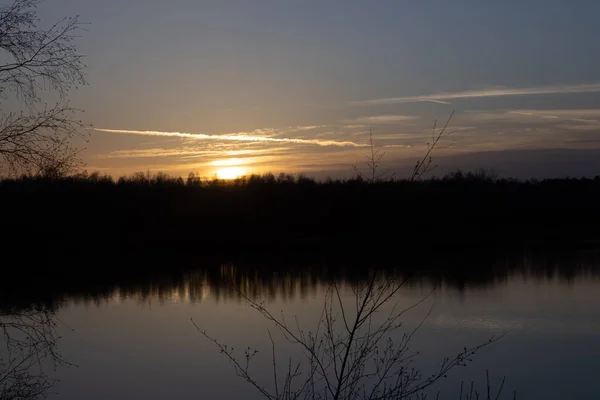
[0, 307, 64, 399]
[2, 247, 600, 310]
[0, 249, 596, 398]
[421, 248, 600, 291]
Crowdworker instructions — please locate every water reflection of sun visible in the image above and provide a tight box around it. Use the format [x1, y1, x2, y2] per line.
[216, 167, 247, 180]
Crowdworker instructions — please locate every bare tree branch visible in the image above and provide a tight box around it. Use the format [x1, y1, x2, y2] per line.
[353, 128, 391, 183]
[195, 273, 504, 399]
[353, 112, 455, 183]
[0, 0, 88, 177]
[411, 112, 455, 181]
[0, 306, 69, 400]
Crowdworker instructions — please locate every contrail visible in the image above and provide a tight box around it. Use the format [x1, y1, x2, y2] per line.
[422, 99, 452, 105]
[350, 82, 600, 106]
[94, 128, 368, 148]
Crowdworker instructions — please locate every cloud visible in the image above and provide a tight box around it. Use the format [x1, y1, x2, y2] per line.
[565, 124, 600, 131]
[508, 109, 600, 119]
[95, 128, 368, 148]
[156, 148, 366, 175]
[422, 99, 452, 105]
[99, 148, 227, 159]
[470, 109, 600, 134]
[226, 128, 280, 137]
[458, 109, 600, 126]
[350, 82, 600, 106]
[100, 147, 292, 159]
[203, 155, 286, 167]
[344, 125, 367, 129]
[346, 115, 420, 124]
[288, 125, 328, 131]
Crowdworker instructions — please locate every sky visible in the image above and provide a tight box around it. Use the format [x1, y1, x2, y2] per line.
[32, 0, 600, 179]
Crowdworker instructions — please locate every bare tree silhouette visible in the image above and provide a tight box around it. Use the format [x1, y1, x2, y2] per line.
[410, 113, 455, 181]
[352, 128, 391, 183]
[352, 113, 455, 183]
[0, 306, 67, 399]
[195, 272, 504, 400]
[0, 0, 88, 176]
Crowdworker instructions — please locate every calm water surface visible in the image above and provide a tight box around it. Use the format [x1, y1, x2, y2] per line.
[6, 252, 600, 399]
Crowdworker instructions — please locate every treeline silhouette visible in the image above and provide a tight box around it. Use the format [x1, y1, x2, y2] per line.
[3, 170, 600, 255]
[2, 169, 600, 308]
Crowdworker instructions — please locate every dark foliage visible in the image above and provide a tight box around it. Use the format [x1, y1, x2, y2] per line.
[2, 170, 600, 253]
[1, 171, 600, 311]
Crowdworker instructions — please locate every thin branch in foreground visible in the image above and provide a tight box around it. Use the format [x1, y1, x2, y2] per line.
[194, 273, 506, 400]
[411, 112, 456, 181]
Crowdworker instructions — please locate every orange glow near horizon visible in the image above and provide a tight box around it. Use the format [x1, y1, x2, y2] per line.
[216, 166, 248, 180]
[209, 158, 246, 167]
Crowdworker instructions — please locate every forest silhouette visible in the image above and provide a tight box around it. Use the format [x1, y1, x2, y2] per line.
[2, 169, 600, 311]
[3, 170, 600, 253]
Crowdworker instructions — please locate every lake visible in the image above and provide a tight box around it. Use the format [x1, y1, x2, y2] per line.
[2, 247, 600, 399]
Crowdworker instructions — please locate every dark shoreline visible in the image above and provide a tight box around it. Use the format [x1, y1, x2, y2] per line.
[4, 172, 600, 248]
[2, 172, 600, 310]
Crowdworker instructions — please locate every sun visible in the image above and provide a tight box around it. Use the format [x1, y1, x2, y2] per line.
[216, 167, 247, 180]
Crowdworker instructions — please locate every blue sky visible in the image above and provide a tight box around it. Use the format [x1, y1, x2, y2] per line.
[34, 0, 600, 178]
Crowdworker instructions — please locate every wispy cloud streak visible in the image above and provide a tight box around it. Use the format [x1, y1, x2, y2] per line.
[102, 147, 292, 159]
[351, 83, 600, 105]
[422, 99, 452, 105]
[346, 115, 419, 124]
[95, 128, 367, 147]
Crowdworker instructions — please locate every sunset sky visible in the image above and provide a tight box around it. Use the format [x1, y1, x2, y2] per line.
[38, 0, 600, 179]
